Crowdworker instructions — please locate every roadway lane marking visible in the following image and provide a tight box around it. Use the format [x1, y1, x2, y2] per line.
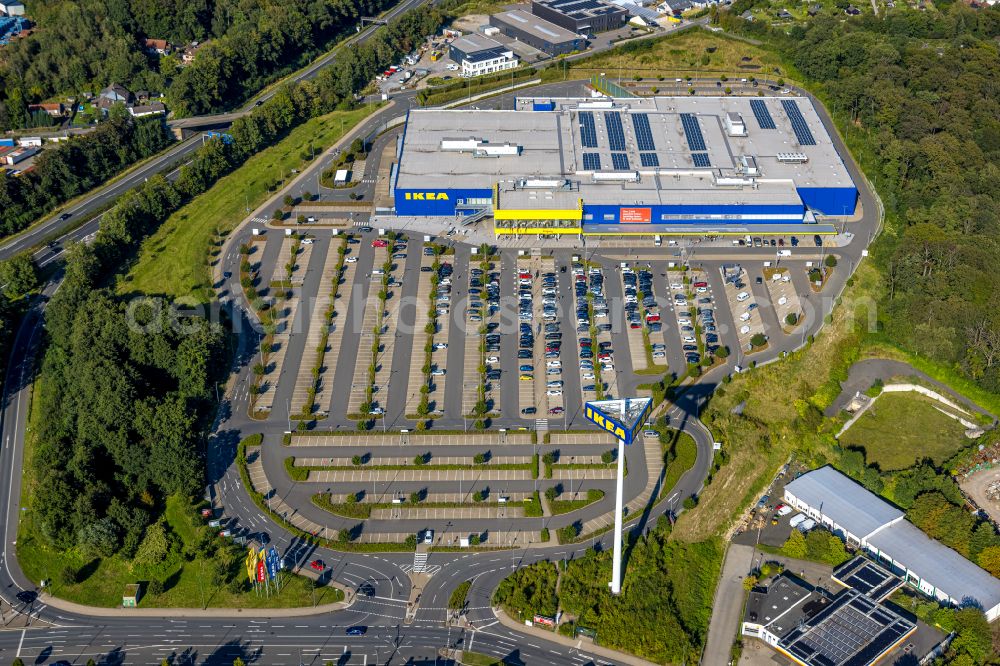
[16, 629, 24, 657]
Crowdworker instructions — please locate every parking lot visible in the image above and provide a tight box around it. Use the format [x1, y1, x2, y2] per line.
[242, 230, 829, 428]
[720, 265, 767, 354]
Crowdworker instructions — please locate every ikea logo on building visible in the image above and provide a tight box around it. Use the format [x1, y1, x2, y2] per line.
[584, 406, 627, 441]
[404, 192, 450, 200]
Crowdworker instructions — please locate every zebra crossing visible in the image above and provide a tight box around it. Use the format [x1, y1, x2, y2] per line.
[535, 419, 550, 432]
[402, 551, 440, 576]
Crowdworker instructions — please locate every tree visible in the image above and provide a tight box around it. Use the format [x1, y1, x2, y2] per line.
[545, 486, 559, 502]
[715, 346, 730, 358]
[750, 333, 767, 348]
[742, 575, 758, 591]
[824, 254, 838, 268]
[0, 254, 39, 299]
[284, 194, 295, 208]
[785, 313, 798, 326]
[233, 659, 246, 666]
[977, 545, 1000, 577]
[133, 521, 171, 571]
[781, 529, 807, 559]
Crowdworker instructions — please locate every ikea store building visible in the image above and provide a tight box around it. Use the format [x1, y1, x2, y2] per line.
[392, 96, 857, 236]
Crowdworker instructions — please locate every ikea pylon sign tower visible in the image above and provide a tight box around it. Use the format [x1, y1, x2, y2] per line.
[583, 396, 652, 595]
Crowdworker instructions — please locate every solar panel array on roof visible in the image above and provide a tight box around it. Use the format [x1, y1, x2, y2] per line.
[632, 113, 656, 151]
[639, 152, 659, 167]
[780, 589, 914, 666]
[582, 153, 601, 170]
[611, 152, 630, 170]
[579, 111, 598, 148]
[749, 99, 777, 130]
[680, 113, 706, 151]
[605, 112, 626, 151]
[692, 152, 711, 168]
[781, 99, 817, 146]
[833, 557, 902, 602]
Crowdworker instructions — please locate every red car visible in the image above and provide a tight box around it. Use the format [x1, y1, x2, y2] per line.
[372, 239, 388, 248]
[548, 407, 565, 415]
[310, 560, 325, 571]
[693, 281, 708, 288]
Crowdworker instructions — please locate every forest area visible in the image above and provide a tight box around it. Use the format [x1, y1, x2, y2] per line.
[715, 3, 1000, 395]
[0, 0, 401, 129]
[18, 1, 448, 573]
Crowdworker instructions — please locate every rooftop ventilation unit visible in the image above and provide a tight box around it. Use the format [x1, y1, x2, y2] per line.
[725, 112, 747, 137]
[441, 138, 521, 156]
[777, 152, 809, 163]
[519, 179, 567, 188]
[592, 171, 639, 182]
[736, 155, 759, 176]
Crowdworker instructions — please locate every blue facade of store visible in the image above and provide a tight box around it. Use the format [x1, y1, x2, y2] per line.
[796, 187, 858, 217]
[395, 188, 494, 216]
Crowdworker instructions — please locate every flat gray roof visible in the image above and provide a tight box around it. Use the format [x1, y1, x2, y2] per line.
[450, 33, 506, 56]
[783, 466, 904, 540]
[868, 521, 1000, 614]
[491, 9, 583, 43]
[745, 575, 821, 635]
[396, 97, 855, 199]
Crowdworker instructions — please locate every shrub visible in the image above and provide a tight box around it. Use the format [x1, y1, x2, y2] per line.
[59, 565, 79, 585]
[750, 333, 767, 348]
[825, 254, 838, 268]
[682, 496, 698, 510]
[785, 313, 798, 326]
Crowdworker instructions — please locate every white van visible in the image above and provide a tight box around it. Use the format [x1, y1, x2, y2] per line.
[789, 513, 807, 528]
[736, 292, 750, 302]
[740, 312, 751, 322]
[797, 518, 816, 532]
[654, 235, 662, 247]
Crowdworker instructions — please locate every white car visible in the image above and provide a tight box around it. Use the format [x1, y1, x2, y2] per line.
[682, 336, 696, 344]
[736, 292, 750, 302]
[670, 283, 683, 290]
[346, 256, 358, 263]
[677, 318, 691, 326]
[739, 325, 751, 335]
[486, 356, 499, 363]
[582, 373, 596, 380]
[546, 360, 561, 368]
[740, 312, 751, 322]
[431, 368, 446, 376]
[446, 64, 459, 71]
[546, 389, 563, 396]
[546, 368, 561, 376]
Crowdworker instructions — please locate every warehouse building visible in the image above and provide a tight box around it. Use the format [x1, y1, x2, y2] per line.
[489, 10, 585, 55]
[742, 570, 917, 666]
[784, 466, 1000, 621]
[392, 96, 856, 236]
[448, 34, 519, 77]
[530, 0, 628, 33]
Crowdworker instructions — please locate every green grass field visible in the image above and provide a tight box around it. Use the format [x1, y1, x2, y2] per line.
[562, 28, 795, 82]
[121, 104, 380, 303]
[838, 392, 970, 471]
[17, 495, 344, 609]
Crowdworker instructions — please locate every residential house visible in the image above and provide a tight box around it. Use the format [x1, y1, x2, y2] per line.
[129, 102, 166, 118]
[27, 102, 64, 117]
[845, 4, 862, 13]
[144, 38, 171, 55]
[807, 3, 822, 14]
[97, 83, 133, 113]
[181, 40, 208, 64]
[0, 0, 25, 16]
[776, 8, 792, 18]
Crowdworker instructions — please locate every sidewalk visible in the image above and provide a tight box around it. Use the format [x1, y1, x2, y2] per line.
[493, 608, 659, 666]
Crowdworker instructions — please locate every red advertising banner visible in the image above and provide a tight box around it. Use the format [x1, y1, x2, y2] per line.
[533, 614, 555, 627]
[620, 207, 651, 223]
[257, 560, 266, 582]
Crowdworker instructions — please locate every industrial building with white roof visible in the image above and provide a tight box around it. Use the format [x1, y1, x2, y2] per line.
[784, 466, 1000, 621]
[392, 95, 857, 236]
